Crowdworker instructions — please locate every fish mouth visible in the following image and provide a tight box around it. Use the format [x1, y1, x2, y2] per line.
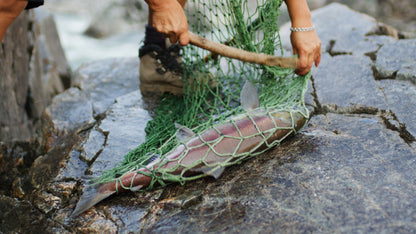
[292, 111, 307, 131]
[270, 110, 306, 131]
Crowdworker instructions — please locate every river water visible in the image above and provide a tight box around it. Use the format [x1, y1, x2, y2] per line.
[53, 13, 144, 70]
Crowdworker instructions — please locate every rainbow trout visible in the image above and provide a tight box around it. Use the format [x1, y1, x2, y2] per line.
[72, 81, 306, 216]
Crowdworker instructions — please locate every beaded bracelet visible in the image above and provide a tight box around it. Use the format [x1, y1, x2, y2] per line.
[290, 26, 315, 32]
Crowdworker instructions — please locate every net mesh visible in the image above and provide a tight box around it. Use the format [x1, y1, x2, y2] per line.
[95, 0, 310, 189]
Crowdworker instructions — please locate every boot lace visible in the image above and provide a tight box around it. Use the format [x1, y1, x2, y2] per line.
[139, 44, 183, 75]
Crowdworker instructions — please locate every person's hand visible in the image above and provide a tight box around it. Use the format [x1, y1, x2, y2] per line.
[290, 30, 321, 76]
[146, 0, 189, 46]
[284, 0, 321, 75]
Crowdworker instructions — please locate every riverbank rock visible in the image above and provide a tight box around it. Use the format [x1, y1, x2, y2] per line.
[83, 0, 147, 38]
[0, 9, 70, 142]
[306, 0, 416, 34]
[1, 3, 415, 233]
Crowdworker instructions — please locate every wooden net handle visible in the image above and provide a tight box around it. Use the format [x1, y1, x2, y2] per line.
[188, 31, 298, 69]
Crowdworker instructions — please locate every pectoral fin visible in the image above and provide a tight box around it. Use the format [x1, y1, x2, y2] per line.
[130, 185, 143, 192]
[190, 166, 226, 179]
[175, 123, 196, 142]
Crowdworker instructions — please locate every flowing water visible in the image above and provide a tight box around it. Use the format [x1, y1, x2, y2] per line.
[53, 13, 144, 70]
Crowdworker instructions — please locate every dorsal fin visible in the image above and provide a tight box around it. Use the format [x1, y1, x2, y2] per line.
[175, 123, 196, 142]
[241, 81, 260, 111]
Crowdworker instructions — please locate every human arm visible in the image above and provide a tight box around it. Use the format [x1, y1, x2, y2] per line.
[145, 0, 190, 46]
[284, 0, 321, 75]
[0, 0, 28, 43]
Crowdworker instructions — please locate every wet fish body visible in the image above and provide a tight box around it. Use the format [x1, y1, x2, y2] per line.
[72, 81, 306, 217]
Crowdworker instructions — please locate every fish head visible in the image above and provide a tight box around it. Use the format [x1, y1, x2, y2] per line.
[270, 110, 306, 132]
[291, 111, 307, 131]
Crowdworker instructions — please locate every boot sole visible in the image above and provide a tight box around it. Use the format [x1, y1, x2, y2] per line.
[140, 82, 184, 96]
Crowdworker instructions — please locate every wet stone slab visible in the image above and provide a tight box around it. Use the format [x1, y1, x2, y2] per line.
[55, 90, 152, 182]
[87, 90, 152, 177]
[312, 54, 387, 110]
[79, 128, 106, 162]
[310, 3, 378, 55]
[302, 114, 416, 232]
[374, 39, 416, 83]
[0, 195, 66, 232]
[72, 57, 141, 116]
[45, 87, 94, 132]
[378, 79, 416, 139]
[92, 113, 415, 233]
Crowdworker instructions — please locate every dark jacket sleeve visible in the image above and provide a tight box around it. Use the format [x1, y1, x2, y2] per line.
[25, 0, 44, 9]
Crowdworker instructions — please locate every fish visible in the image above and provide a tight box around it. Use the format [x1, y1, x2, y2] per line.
[71, 81, 306, 217]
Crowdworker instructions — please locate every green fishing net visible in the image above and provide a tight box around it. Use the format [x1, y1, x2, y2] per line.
[96, 0, 310, 189]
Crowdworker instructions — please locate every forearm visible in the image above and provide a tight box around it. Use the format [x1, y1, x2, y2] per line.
[0, 0, 28, 20]
[284, 0, 321, 75]
[0, 0, 27, 42]
[145, 0, 165, 10]
[284, 0, 313, 27]
[145, 0, 186, 10]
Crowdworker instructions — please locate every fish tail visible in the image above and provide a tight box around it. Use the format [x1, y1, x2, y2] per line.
[71, 171, 151, 217]
[71, 182, 116, 218]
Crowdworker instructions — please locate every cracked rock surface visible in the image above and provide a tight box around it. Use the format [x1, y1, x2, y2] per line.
[1, 3, 415, 233]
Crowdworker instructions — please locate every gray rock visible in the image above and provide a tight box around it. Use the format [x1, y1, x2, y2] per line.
[48, 57, 148, 182]
[305, 0, 416, 33]
[0, 195, 65, 232]
[45, 88, 94, 132]
[34, 8, 71, 88]
[0, 9, 70, 142]
[72, 57, 140, 116]
[28, 9, 72, 123]
[374, 39, 416, 83]
[80, 129, 107, 162]
[88, 90, 152, 176]
[297, 114, 416, 233]
[44, 0, 117, 15]
[56, 150, 89, 181]
[83, 0, 148, 38]
[0, 12, 32, 142]
[73, 113, 416, 233]
[378, 79, 416, 139]
[376, 0, 416, 25]
[311, 53, 387, 110]
[33, 191, 62, 214]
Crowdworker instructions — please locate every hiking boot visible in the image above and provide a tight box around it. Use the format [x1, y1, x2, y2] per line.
[139, 42, 216, 96]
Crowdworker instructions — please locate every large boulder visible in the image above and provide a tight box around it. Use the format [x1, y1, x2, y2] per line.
[0, 12, 32, 142]
[306, 0, 416, 33]
[83, 0, 148, 38]
[374, 39, 416, 83]
[0, 9, 70, 142]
